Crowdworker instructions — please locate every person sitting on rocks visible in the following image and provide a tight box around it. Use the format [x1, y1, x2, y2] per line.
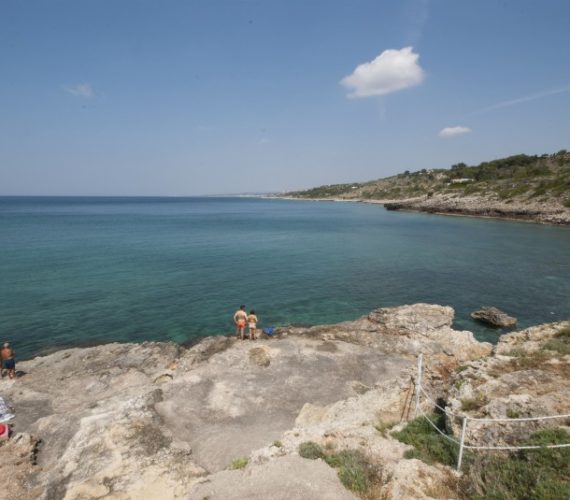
[1, 343, 16, 380]
[233, 305, 247, 340]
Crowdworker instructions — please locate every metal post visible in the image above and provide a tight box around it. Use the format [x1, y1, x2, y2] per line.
[457, 417, 468, 471]
[414, 354, 423, 417]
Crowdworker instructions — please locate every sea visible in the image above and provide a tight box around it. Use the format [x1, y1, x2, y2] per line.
[1, 196, 569, 360]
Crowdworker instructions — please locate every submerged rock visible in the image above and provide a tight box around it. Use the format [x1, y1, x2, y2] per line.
[470, 306, 517, 328]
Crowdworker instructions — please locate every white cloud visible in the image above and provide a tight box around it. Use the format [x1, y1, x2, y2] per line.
[438, 126, 472, 138]
[340, 47, 425, 98]
[63, 83, 94, 98]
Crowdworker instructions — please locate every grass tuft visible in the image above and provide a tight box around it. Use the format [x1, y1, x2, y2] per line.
[298, 442, 381, 496]
[298, 441, 325, 460]
[229, 456, 249, 470]
[374, 421, 397, 437]
[506, 408, 520, 419]
[326, 450, 378, 493]
[392, 414, 460, 467]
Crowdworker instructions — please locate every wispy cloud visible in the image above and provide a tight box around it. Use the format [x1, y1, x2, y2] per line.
[258, 138, 271, 145]
[405, 0, 430, 46]
[63, 83, 94, 98]
[340, 47, 425, 98]
[439, 126, 471, 138]
[472, 85, 570, 115]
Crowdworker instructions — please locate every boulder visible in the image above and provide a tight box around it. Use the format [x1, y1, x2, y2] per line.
[470, 306, 517, 328]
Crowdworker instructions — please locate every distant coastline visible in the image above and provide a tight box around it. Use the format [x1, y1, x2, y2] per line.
[268, 194, 570, 226]
[274, 151, 570, 226]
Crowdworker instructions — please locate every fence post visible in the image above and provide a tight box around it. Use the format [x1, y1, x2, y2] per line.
[457, 417, 468, 471]
[414, 354, 423, 417]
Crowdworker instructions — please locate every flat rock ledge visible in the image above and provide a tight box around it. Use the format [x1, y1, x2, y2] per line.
[10, 303, 568, 500]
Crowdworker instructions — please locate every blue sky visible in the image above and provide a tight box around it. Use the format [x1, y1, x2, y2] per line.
[1, 0, 569, 195]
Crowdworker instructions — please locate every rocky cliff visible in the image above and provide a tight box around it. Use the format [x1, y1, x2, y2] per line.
[0, 304, 567, 499]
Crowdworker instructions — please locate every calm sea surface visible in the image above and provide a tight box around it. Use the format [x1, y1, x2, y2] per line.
[1, 196, 569, 359]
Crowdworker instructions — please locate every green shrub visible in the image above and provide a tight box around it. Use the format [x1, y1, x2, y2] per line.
[229, 456, 249, 470]
[506, 408, 520, 419]
[325, 450, 377, 493]
[298, 441, 325, 460]
[272, 440, 283, 448]
[298, 442, 380, 495]
[462, 428, 570, 499]
[392, 414, 460, 467]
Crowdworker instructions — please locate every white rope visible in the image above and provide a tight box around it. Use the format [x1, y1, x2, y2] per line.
[415, 359, 570, 454]
[415, 409, 570, 451]
[465, 414, 570, 423]
[416, 407, 462, 446]
[464, 443, 570, 451]
[418, 381, 570, 424]
[419, 386, 461, 418]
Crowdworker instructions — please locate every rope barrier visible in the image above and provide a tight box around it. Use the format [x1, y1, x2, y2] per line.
[465, 414, 570, 423]
[416, 407, 462, 446]
[464, 443, 570, 451]
[418, 386, 570, 424]
[412, 354, 570, 470]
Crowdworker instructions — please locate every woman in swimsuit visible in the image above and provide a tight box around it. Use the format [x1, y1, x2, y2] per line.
[247, 310, 258, 341]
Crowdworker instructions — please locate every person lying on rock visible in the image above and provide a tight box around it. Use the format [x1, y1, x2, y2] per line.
[1, 343, 16, 379]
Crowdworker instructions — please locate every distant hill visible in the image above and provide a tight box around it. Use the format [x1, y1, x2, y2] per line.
[285, 151, 570, 209]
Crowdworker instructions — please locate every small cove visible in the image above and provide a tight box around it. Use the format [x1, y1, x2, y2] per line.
[1, 196, 569, 359]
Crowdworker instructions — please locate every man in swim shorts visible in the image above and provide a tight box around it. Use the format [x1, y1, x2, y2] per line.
[233, 305, 248, 340]
[1, 343, 16, 380]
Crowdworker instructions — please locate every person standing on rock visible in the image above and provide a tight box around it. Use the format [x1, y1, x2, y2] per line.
[247, 310, 258, 341]
[234, 305, 247, 340]
[1, 343, 16, 379]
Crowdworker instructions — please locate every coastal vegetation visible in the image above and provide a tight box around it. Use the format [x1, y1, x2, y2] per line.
[393, 417, 570, 499]
[298, 441, 380, 495]
[285, 150, 570, 207]
[229, 456, 249, 470]
[391, 414, 460, 467]
[462, 428, 570, 499]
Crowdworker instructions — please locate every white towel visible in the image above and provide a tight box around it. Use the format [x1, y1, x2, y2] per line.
[0, 396, 15, 423]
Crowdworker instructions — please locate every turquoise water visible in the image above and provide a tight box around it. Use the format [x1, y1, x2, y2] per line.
[1, 196, 569, 359]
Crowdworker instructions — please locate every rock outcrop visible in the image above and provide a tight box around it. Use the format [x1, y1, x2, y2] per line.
[6, 304, 566, 499]
[383, 195, 570, 225]
[470, 306, 517, 328]
[446, 320, 570, 448]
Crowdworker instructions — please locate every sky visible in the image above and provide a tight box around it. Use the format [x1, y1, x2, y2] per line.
[1, 0, 569, 196]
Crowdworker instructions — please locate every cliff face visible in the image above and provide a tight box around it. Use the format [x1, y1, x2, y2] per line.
[0, 304, 565, 500]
